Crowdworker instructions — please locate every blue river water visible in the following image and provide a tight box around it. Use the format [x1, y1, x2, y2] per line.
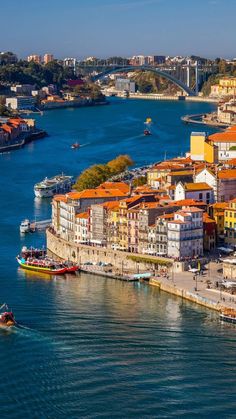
[1, 98, 236, 418]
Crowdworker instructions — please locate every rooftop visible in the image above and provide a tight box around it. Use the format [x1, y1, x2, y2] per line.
[218, 169, 236, 179]
[184, 182, 212, 191]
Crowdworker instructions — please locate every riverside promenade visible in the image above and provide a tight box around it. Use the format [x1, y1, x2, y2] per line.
[150, 261, 236, 312]
[46, 230, 236, 313]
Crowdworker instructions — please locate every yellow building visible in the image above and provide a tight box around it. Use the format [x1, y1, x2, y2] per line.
[225, 198, 236, 247]
[209, 202, 228, 243]
[190, 132, 218, 163]
[210, 77, 236, 97]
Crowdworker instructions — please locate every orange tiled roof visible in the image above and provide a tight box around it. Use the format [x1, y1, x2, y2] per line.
[159, 213, 175, 219]
[184, 182, 212, 191]
[183, 206, 204, 212]
[208, 131, 236, 143]
[76, 212, 89, 219]
[218, 169, 236, 179]
[98, 181, 129, 194]
[102, 201, 120, 210]
[140, 202, 160, 209]
[173, 199, 205, 206]
[167, 170, 193, 176]
[227, 158, 236, 166]
[210, 202, 228, 209]
[168, 219, 186, 224]
[67, 188, 127, 200]
[54, 194, 68, 202]
[203, 213, 216, 224]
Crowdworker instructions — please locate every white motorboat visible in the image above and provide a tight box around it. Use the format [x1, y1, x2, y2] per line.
[20, 219, 31, 233]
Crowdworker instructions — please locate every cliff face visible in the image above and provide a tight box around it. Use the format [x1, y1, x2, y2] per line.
[132, 71, 180, 95]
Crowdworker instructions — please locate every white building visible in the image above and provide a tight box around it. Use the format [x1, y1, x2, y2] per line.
[6, 96, 36, 110]
[167, 207, 203, 259]
[115, 78, 136, 93]
[174, 182, 214, 204]
[195, 167, 236, 202]
[74, 212, 89, 243]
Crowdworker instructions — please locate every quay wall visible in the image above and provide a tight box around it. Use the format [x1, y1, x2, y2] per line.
[149, 278, 221, 312]
[46, 230, 177, 274]
[128, 93, 217, 103]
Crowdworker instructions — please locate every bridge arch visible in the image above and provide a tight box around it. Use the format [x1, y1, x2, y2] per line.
[92, 65, 195, 96]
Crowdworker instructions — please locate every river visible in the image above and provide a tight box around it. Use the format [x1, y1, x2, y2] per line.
[1, 98, 236, 418]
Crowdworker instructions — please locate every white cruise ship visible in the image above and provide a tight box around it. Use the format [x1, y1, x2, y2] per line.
[34, 174, 74, 198]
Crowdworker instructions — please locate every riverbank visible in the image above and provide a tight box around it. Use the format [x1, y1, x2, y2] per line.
[181, 113, 228, 128]
[128, 92, 218, 103]
[0, 129, 48, 153]
[149, 262, 236, 313]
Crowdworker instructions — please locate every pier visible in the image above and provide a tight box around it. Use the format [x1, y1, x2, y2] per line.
[181, 113, 229, 128]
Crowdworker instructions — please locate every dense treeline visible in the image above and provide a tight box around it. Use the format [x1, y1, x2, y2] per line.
[74, 155, 133, 191]
[0, 60, 75, 88]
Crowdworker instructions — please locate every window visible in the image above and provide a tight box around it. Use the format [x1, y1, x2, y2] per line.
[199, 193, 203, 200]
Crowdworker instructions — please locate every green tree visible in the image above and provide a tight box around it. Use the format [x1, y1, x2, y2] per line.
[107, 155, 134, 174]
[74, 155, 133, 191]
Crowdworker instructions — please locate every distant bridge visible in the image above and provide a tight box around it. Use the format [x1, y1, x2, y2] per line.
[91, 65, 196, 96]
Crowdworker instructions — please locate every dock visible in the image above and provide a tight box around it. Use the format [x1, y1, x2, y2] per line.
[181, 113, 229, 128]
[30, 219, 51, 232]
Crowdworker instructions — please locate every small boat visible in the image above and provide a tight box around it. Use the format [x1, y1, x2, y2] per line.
[220, 308, 236, 324]
[71, 142, 80, 149]
[144, 129, 152, 136]
[0, 304, 16, 328]
[20, 219, 31, 234]
[16, 257, 68, 275]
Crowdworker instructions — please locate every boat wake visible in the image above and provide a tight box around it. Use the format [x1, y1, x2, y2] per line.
[79, 142, 90, 148]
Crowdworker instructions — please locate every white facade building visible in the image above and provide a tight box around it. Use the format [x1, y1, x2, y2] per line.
[174, 182, 214, 204]
[167, 207, 203, 259]
[6, 96, 36, 110]
[74, 212, 89, 243]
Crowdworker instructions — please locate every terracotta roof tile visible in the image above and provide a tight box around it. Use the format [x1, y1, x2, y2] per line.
[184, 182, 212, 191]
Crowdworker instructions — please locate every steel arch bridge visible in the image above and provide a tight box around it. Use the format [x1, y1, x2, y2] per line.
[91, 65, 196, 96]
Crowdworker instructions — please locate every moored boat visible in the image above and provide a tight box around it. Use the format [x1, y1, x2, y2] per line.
[16, 257, 68, 275]
[34, 174, 74, 198]
[20, 219, 31, 233]
[0, 304, 16, 328]
[220, 308, 236, 324]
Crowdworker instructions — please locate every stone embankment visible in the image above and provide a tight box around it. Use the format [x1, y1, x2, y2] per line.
[150, 264, 236, 313]
[128, 93, 218, 103]
[181, 113, 228, 128]
[46, 229, 177, 275]
[0, 129, 47, 153]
